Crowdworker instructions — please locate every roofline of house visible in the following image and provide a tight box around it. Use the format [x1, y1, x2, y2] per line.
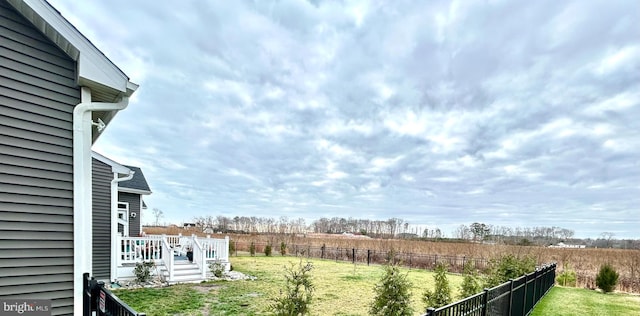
[118, 187, 152, 195]
[7, 0, 136, 96]
[91, 151, 131, 175]
[7, 0, 138, 143]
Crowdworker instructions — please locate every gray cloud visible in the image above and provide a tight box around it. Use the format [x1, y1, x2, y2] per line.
[49, 0, 640, 238]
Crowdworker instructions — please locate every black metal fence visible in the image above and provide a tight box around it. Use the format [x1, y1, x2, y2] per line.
[234, 241, 489, 273]
[423, 263, 556, 316]
[83, 273, 146, 316]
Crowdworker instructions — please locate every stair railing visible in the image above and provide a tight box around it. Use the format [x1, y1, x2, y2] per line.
[191, 234, 206, 279]
[161, 235, 174, 282]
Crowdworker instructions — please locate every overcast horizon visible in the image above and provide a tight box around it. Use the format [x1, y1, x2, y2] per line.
[48, 0, 640, 239]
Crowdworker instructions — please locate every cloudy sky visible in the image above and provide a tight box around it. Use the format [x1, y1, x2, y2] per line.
[48, 0, 639, 238]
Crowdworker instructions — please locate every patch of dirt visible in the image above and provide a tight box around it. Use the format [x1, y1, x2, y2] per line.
[192, 284, 222, 293]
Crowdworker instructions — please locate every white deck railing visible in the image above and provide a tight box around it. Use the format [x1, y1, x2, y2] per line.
[118, 236, 163, 265]
[116, 234, 229, 281]
[200, 236, 230, 262]
[165, 234, 182, 248]
[192, 237, 206, 279]
[161, 237, 174, 281]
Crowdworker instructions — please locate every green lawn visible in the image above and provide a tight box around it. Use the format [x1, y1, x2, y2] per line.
[114, 257, 640, 315]
[115, 255, 464, 315]
[531, 286, 640, 316]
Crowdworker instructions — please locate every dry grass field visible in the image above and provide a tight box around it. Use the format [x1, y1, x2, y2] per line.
[144, 227, 640, 293]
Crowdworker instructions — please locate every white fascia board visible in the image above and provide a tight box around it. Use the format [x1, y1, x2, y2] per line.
[91, 151, 131, 175]
[8, 0, 134, 95]
[118, 187, 152, 195]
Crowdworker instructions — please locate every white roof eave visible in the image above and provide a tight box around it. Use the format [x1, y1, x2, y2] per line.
[8, 0, 136, 98]
[91, 151, 132, 175]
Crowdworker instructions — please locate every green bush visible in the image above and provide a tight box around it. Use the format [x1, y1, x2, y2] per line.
[485, 254, 536, 287]
[270, 260, 314, 316]
[209, 261, 225, 278]
[422, 263, 452, 309]
[249, 242, 256, 257]
[280, 242, 287, 256]
[370, 262, 414, 316]
[459, 264, 482, 298]
[556, 268, 577, 287]
[265, 244, 273, 257]
[134, 261, 155, 283]
[596, 264, 619, 293]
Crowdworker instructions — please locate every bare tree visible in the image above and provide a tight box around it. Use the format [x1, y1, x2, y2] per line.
[454, 224, 471, 240]
[601, 232, 615, 248]
[152, 208, 163, 226]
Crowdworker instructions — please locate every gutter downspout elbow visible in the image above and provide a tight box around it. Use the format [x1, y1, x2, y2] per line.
[73, 87, 130, 315]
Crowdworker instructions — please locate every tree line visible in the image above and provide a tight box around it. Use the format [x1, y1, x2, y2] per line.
[189, 215, 580, 243]
[183, 215, 640, 248]
[192, 215, 308, 234]
[453, 223, 576, 244]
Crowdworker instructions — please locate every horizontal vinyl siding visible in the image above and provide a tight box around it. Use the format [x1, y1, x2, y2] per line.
[92, 158, 112, 280]
[0, 1, 79, 315]
[118, 192, 141, 237]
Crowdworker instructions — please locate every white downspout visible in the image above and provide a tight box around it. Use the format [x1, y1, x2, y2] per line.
[111, 170, 134, 282]
[73, 86, 129, 315]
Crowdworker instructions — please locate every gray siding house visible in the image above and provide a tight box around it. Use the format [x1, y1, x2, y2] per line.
[0, 0, 137, 315]
[91, 152, 151, 282]
[118, 165, 152, 237]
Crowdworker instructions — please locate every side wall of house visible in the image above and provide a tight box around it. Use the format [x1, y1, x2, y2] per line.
[0, 1, 80, 315]
[118, 192, 141, 236]
[92, 158, 112, 281]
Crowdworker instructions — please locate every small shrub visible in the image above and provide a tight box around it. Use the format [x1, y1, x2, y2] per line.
[596, 264, 619, 293]
[280, 242, 287, 256]
[557, 268, 577, 287]
[209, 261, 225, 278]
[249, 242, 256, 257]
[460, 264, 482, 298]
[265, 244, 273, 257]
[370, 262, 414, 316]
[423, 263, 452, 309]
[485, 254, 535, 287]
[270, 260, 314, 316]
[134, 261, 155, 283]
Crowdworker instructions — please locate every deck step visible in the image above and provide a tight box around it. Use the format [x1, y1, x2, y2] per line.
[158, 260, 207, 284]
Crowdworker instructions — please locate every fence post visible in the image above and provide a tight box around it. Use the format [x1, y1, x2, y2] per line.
[507, 279, 514, 315]
[522, 273, 528, 316]
[352, 248, 355, 264]
[235, 241, 238, 256]
[462, 256, 466, 272]
[409, 252, 412, 268]
[367, 249, 371, 266]
[481, 288, 489, 316]
[533, 268, 538, 304]
[552, 263, 557, 290]
[425, 307, 435, 316]
[82, 273, 91, 316]
[321, 244, 325, 259]
[550, 263, 557, 293]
